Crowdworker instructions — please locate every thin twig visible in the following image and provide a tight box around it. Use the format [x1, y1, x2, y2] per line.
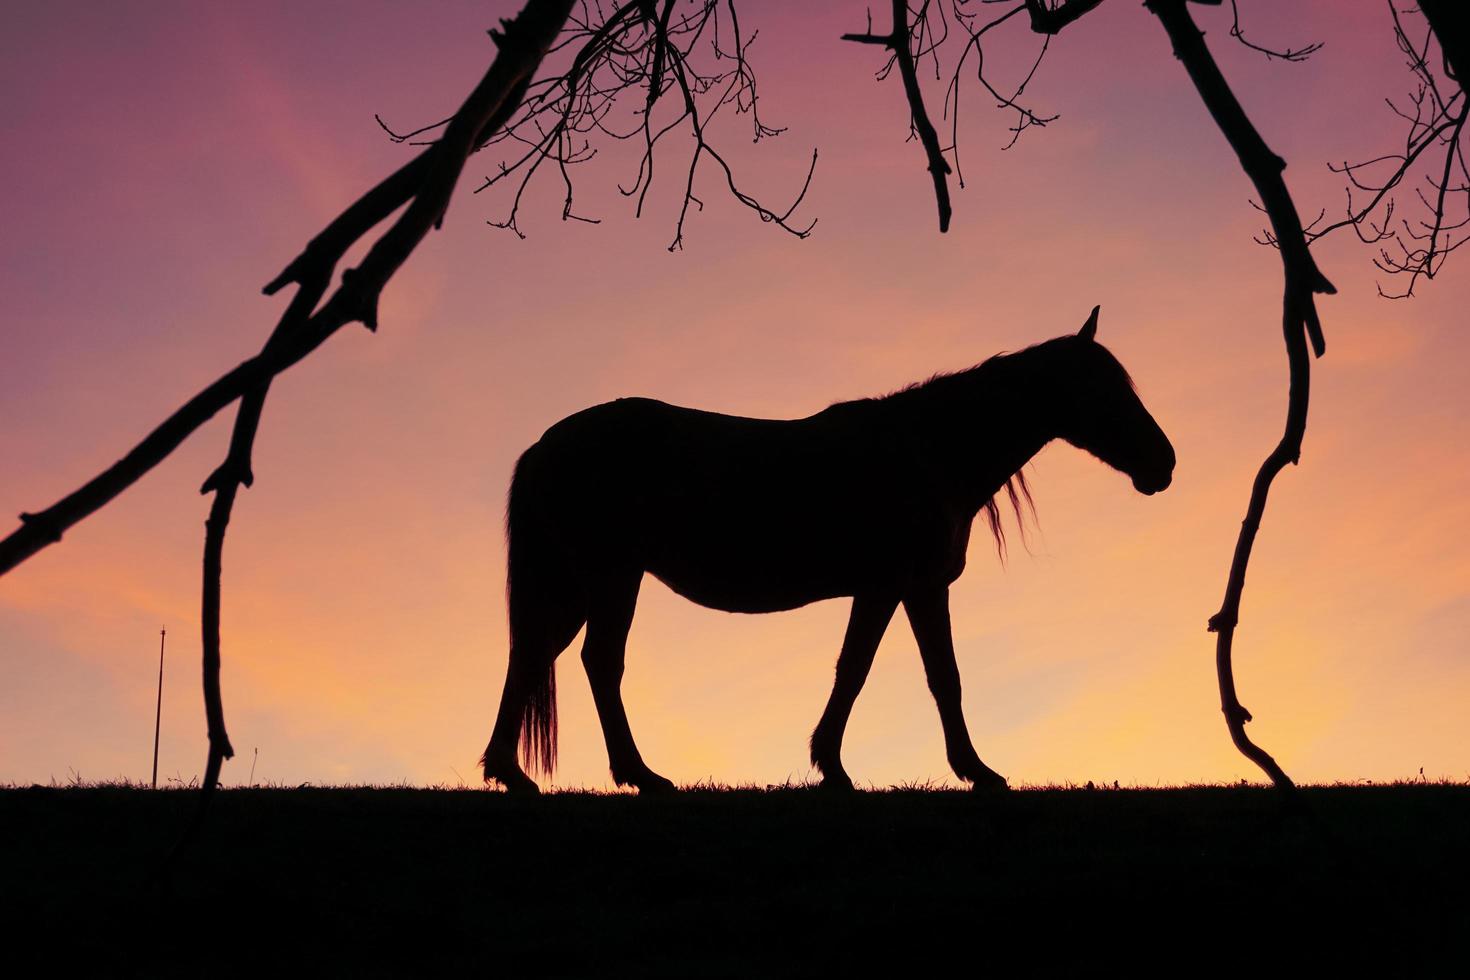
[1227, 0, 1322, 63]
[1299, 1, 1466, 298]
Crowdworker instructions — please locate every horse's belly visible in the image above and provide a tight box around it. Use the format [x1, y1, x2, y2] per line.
[648, 565, 844, 614]
[648, 563, 842, 613]
[643, 515, 908, 613]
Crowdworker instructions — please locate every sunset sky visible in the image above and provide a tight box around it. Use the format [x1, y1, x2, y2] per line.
[3, 0, 1466, 790]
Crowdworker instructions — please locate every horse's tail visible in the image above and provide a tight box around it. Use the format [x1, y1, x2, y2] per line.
[502, 444, 585, 778]
[516, 657, 557, 778]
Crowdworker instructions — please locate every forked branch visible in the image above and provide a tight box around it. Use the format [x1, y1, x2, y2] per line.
[1024, 0, 1105, 35]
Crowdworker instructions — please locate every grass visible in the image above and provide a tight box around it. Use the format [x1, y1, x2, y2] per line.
[3, 782, 1467, 975]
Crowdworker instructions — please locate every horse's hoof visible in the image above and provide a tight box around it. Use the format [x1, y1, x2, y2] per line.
[968, 771, 1010, 793]
[818, 771, 856, 793]
[484, 764, 540, 795]
[635, 773, 677, 796]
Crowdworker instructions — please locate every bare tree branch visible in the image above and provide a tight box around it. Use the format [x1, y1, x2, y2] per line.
[1297, 1, 1466, 298]
[845, 1, 955, 231]
[1024, 0, 1105, 35]
[0, 11, 563, 581]
[469, 0, 814, 247]
[661, 6, 816, 250]
[1227, 0, 1323, 63]
[1147, 0, 1337, 791]
[177, 0, 583, 824]
[2, 1, 584, 829]
[846, 0, 1101, 231]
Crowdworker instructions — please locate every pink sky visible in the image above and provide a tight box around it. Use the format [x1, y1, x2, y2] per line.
[2, 1, 1467, 789]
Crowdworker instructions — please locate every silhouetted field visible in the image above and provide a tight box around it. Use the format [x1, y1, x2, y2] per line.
[3, 783, 1466, 974]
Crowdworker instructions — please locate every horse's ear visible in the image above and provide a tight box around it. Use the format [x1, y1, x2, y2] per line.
[1079, 305, 1100, 341]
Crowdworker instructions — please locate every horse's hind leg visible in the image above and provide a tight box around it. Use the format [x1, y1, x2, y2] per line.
[581, 568, 674, 795]
[483, 644, 563, 793]
[809, 594, 899, 791]
[482, 585, 586, 794]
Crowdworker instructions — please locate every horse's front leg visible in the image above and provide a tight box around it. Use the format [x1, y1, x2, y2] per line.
[810, 593, 899, 791]
[904, 586, 1008, 790]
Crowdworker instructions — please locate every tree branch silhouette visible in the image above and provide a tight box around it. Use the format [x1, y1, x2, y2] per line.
[1290, 1, 1466, 298]
[1147, 0, 1337, 790]
[187, 0, 583, 821]
[845, 1, 1101, 231]
[0, 7, 569, 581]
[843, 1, 955, 231]
[1225, 0, 1322, 63]
[463, 0, 816, 249]
[1023, 0, 1105, 35]
[6, 0, 585, 816]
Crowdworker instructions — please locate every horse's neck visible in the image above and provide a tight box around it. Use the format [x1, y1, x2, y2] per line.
[903, 352, 1057, 514]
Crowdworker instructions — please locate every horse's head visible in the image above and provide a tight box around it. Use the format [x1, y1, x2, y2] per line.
[1051, 306, 1175, 495]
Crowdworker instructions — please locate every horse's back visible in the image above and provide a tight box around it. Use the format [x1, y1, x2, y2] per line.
[518, 396, 857, 515]
[512, 397, 951, 610]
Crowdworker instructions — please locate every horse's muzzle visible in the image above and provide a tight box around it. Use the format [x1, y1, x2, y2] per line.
[1133, 470, 1173, 495]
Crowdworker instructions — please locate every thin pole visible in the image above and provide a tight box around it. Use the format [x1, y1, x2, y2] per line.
[152, 627, 165, 790]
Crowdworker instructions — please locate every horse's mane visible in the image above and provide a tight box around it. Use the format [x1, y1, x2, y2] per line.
[878, 351, 1006, 401]
[983, 469, 1035, 562]
[837, 349, 1038, 559]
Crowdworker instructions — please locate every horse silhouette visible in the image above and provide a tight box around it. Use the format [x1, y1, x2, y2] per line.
[481, 307, 1175, 793]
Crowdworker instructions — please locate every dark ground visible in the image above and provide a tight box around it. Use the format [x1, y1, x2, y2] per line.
[2, 784, 1466, 975]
